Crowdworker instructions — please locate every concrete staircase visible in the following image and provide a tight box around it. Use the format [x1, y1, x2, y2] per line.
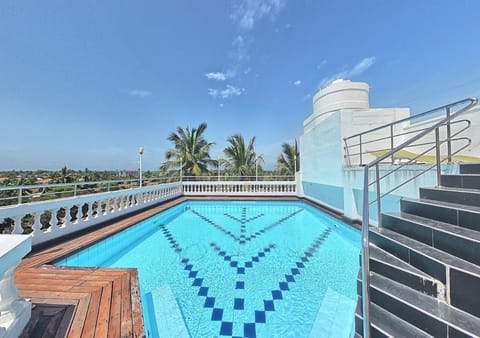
[355, 163, 480, 337]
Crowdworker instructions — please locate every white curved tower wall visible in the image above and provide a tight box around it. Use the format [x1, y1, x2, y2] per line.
[313, 79, 370, 114]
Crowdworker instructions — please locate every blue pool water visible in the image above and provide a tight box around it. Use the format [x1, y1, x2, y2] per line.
[54, 201, 361, 337]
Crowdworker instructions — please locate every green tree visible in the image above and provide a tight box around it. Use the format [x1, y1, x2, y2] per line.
[276, 140, 299, 175]
[223, 134, 262, 177]
[160, 123, 215, 176]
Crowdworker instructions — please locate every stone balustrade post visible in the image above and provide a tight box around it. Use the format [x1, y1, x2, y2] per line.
[0, 235, 32, 338]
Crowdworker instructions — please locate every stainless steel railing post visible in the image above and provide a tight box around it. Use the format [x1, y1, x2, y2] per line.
[435, 127, 442, 186]
[446, 107, 452, 162]
[390, 125, 395, 164]
[359, 135, 363, 166]
[375, 164, 382, 227]
[361, 165, 371, 338]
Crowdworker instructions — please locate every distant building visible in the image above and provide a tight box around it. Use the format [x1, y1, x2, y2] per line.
[119, 169, 138, 177]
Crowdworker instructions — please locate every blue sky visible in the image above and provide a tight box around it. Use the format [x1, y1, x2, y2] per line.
[1, 1, 480, 171]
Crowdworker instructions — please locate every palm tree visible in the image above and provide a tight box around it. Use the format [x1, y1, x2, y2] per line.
[223, 134, 263, 177]
[52, 166, 72, 184]
[276, 140, 299, 176]
[160, 123, 215, 176]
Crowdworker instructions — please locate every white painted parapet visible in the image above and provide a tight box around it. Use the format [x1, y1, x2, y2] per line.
[182, 181, 296, 196]
[0, 235, 32, 338]
[0, 183, 182, 247]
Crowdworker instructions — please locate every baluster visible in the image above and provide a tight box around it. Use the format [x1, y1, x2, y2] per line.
[32, 212, 42, 234]
[12, 216, 23, 234]
[86, 202, 93, 220]
[47, 210, 57, 232]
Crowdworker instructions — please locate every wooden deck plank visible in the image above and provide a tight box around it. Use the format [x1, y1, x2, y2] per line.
[55, 304, 76, 338]
[26, 298, 79, 306]
[95, 280, 112, 338]
[107, 277, 122, 338]
[15, 277, 83, 287]
[16, 283, 79, 292]
[81, 288, 103, 338]
[19, 290, 90, 300]
[130, 269, 145, 338]
[68, 294, 91, 338]
[120, 272, 133, 338]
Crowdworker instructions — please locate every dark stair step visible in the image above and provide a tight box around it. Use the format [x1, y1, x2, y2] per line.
[369, 226, 480, 317]
[459, 163, 480, 174]
[441, 174, 480, 190]
[368, 272, 480, 337]
[367, 244, 439, 296]
[420, 186, 480, 208]
[382, 212, 480, 265]
[401, 198, 480, 232]
[355, 298, 433, 337]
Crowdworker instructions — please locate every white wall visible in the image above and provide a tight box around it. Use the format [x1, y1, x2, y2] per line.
[300, 79, 427, 220]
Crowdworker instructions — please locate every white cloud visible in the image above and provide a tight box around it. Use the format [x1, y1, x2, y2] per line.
[231, 0, 287, 31]
[219, 103, 225, 108]
[293, 80, 301, 86]
[301, 94, 312, 102]
[208, 85, 245, 99]
[231, 35, 249, 63]
[205, 72, 228, 81]
[316, 59, 327, 70]
[318, 56, 376, 88]
[129, 89, 152, 98]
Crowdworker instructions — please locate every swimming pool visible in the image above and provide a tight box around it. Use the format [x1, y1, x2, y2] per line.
[54, 200, 360, 337]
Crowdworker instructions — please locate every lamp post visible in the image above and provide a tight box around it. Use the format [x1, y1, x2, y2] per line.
[217, 157, 222, 181]
[138, 146, 144, 188]
[179, 158, 183, 182]
[294, 154, 297, 174]
[255, 156, 259, 182]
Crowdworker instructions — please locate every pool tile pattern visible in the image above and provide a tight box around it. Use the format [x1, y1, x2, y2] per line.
[191, 208, 304, 244]
[224, 207, 265, 224]
[210, 242, 276, 274]
[159, 208, 332, 337]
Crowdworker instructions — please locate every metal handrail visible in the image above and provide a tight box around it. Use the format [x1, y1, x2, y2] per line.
[344, 97, 477, 166]
[0, 177, 174, 206]
[181, 175, 295, 182]
[345, 119, 469, 152]
[359, 97, 478, 337]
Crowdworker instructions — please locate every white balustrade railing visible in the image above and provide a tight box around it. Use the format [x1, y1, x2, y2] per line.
[0, 183, 182, 246]
[0, 179, 298, 247]
[182, 181, 296, 196]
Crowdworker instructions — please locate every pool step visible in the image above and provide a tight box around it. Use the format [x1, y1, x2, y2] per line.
[357, 164, 480, 336]
[381, 212, 480, 265]
[459, 163, 480, 174]
[358, 272, 480, 337]
[369, 226, 480, 317]
[440, 174, 480, 190]
[144, 285, 190, 338]
[355, 296, 433, 338]
[401, 198, 480, 232]
[365, 244, 439, 297]
[420, 186, 480, 208]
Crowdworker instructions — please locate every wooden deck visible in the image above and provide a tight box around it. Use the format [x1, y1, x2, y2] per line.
[15, 196, 301, 337]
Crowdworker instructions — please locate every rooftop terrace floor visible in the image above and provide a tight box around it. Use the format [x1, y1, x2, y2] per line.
[15, 196, 299, 337]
